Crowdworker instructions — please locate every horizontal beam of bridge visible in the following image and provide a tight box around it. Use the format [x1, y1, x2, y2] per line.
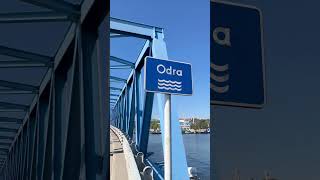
[0, 143, 10, 147]
[0, 136, 15, 141]
[0, 90, 36, 94]
[0, 148, 8, 152]
[0, 127, 18, 133]
[110, 34, 129, 38]
[110, 76, 127, 83]
[110, 17, 163, 39]
[0, 117, 23, 123]
[110, 87, 122, 91]
[0, 80, 38, 93]
[0, 12, 73, 23]
[20, 0, 80, 17]
[0, 102, 28, 110]
[110, 56, 134, 67]
[0, 60, 52, 68]
[0, 109, 26, 112]
[0, 45, 52, 64]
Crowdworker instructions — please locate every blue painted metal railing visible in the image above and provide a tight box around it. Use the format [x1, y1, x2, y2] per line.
[110, 18, 189, 180]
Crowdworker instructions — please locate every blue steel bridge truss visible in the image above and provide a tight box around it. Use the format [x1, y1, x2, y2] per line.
[110, 18, 189, 180]
[0, 0, 108, 179]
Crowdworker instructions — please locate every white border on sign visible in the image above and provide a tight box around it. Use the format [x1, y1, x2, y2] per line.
[143, 56, 193, 96]
[210, 0, 266, 108]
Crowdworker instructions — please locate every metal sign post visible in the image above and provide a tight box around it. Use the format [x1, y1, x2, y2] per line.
[164, 94, 172, 180]
[144, 56, 192, 180]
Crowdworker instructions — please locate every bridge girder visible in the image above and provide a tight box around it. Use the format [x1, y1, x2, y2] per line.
[110, 18, 189, 179]
[0, 0, 108, 179]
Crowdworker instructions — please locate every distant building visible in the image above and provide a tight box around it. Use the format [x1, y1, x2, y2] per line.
[179, 119, 191, 130]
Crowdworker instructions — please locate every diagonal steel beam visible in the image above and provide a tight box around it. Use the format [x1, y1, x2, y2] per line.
[0, 102, 28, 111]
[0, 80, 38, 93]
[0, 45, 52, 64]
[0, 12, 74, 23]
[110, 76, 127, 83]
[110, 56, 134, 67]
[0, 117, 23, 123]
[20, 0, 80, 17]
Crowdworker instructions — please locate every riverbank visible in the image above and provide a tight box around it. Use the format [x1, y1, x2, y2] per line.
[150, 128, 210, 134]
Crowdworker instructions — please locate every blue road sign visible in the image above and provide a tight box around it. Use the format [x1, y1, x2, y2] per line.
[144, 57, 193, 95]
[210, 1, 265, 108]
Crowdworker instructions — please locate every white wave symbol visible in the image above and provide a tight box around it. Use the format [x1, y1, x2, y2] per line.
[157, 82, 182, 88]
[211, 62, 229, 94]
[157, 79, 182, 91]
[158, 79, 182, 85]
[158, 86, 182, 91]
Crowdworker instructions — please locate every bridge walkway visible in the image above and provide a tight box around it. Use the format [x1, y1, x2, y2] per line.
[110, 128, 129, 180]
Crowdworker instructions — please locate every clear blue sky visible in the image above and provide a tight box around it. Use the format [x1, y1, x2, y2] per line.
[111, 0, 210, 119]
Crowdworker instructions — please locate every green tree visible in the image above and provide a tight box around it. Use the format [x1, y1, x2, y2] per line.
[190, 119, 210, 130]
[150, 120, 160, 130]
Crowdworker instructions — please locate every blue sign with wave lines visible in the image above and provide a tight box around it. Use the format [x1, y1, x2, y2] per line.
[144, 57, 193, 95]
[210, 1, 265, 108]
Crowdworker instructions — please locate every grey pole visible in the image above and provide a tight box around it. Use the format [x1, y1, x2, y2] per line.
[164, 94, 172, 180]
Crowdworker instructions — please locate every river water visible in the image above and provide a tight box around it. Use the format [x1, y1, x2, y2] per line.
[148, 134, 210, 179]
